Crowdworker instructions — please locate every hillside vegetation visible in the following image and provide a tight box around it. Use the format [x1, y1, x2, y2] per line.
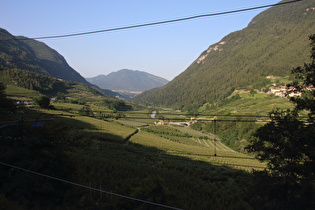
[0, 68, 133, 111]
[0, 28, 87, 84]
[132, 0, 315, 108]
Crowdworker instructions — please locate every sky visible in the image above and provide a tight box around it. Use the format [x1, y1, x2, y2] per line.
[1, 0, 282, 80]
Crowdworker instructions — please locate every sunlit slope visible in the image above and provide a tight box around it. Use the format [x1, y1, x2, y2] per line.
[132, 0, 315, 107]
[130, 126, 265, 171]
[35, 109, 138, 143]
[40, 108, 265, 171]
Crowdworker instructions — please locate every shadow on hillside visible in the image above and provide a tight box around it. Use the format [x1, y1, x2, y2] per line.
[0, 112, 306, 210]
[69, 121, 310, 210]
[57, 121, 260, 209]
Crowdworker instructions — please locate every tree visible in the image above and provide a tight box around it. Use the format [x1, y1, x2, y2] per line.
[78, 105, 93, 116]
[55, 93, 66, 102]
[287, 34, 315, 121]
[246, 35, 315, 207]
[249, 89, 257, 97]
[248, 109, 314, 180]
[33, 95, 50, 108]
[0, 82, 16, 111]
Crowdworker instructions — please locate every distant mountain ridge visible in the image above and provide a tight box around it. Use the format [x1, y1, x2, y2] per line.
[132, 0, 315, 108]
[0, 28, 88, 84]
[86, 69, 169, 92]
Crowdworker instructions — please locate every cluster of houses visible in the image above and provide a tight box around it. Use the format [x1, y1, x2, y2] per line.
[268, 85, 302, 97]
[262, 76, 315, 98]
[236, 83, 313, 98]
[15, 101, 33, 105]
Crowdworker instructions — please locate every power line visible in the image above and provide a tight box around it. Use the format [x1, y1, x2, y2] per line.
[89, 111, 309, 119]
[3, 0, 302, 41]
[119, 116, 273, 123]
[1, 111, 307, 124]
[100, 115, 307, 123]
[101, 111, 272, 118]
[0, 161, 182, 210]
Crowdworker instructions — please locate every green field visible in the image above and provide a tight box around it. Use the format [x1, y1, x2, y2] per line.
[201, 93, 293, 116]
[5, 84, 41, 100]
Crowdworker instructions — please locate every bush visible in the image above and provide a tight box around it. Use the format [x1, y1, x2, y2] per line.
[33, 95, 50, 108]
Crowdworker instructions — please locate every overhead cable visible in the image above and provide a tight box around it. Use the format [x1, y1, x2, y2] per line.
[0, 161, 182, 210]
[6, 0, 303, 40]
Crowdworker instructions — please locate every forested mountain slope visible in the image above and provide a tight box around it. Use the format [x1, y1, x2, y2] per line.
[132, 0, 315, 108]
[0, 28, 87, 84]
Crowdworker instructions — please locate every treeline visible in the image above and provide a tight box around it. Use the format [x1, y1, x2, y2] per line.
[1, 68, 70, 95]
[142, 126, 191, 138]
[77, 105, 127, 119]
[0, 82, 15, 112]
[190, 119, 261, 152]
[96, 98, 133, 111]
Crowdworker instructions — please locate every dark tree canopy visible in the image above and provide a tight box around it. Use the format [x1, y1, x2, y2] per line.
[0, 82, 16, 112]
[287, 34, 315, 121]
[247, 35, 315, 207]
[248, 109, 314, 180]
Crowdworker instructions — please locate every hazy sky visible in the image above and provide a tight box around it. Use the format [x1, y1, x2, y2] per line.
[2, 0, 281, 80]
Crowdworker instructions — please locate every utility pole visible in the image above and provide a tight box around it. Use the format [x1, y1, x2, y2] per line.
[214, 119, 217, 156]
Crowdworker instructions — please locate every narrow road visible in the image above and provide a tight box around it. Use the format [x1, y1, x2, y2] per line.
[124, 128, 140, 144]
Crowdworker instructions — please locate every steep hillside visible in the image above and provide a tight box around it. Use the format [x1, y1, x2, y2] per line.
[0, 28, 87, 84]
[132, 0, 315, 108]
[86, 69, 169, 91]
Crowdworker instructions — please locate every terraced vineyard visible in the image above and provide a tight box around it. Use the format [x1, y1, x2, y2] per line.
[129, 125, 266, 171]
[37, 108, 138, 143]
[5, 84, 41, 100]
[30, 102, 265, 172]
[35, 107, 265, 172]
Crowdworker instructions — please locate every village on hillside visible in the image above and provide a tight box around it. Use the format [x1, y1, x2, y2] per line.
[234, 75, 315, 98]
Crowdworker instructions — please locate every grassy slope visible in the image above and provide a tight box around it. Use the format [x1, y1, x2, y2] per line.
[207, 92, 294, 115]
[130, 126, 265, 171]
[193, 92, 296, 151]
[5, 84, 41, 100]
